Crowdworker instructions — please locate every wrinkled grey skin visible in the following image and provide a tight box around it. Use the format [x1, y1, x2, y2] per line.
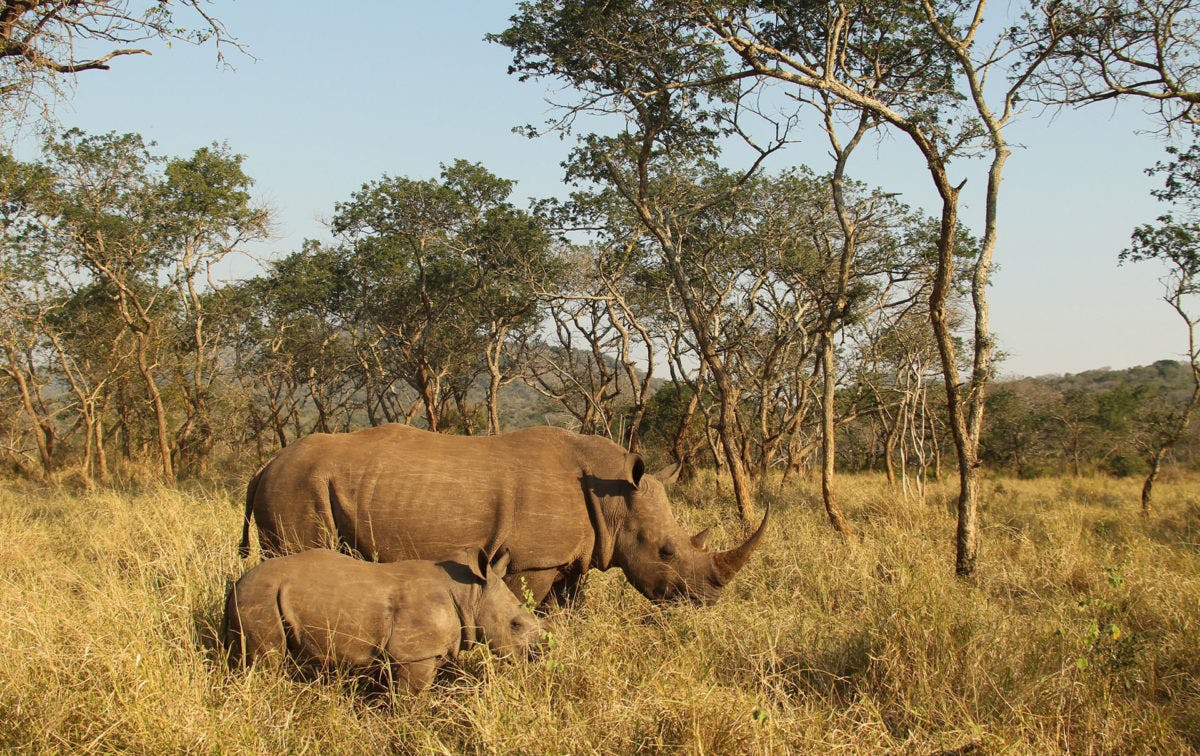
[241, 425, 767, 607]
[222, 547, 543, 692]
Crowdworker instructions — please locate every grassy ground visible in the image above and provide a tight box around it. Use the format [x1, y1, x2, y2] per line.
[0, 471, 1197, 754]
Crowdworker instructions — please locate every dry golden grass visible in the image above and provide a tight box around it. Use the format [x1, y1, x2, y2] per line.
[1, 471, 1197, 753]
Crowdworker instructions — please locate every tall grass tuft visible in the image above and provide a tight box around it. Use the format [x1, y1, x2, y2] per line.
[0, 473, 1197, 752]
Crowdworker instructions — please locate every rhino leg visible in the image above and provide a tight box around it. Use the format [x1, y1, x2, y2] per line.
[504, 569, 557, 609]
[551, 570, 585, 608]
[505, 568, 585, 611]
[221, 587, 245, 667]
[389, 657, 439, 693]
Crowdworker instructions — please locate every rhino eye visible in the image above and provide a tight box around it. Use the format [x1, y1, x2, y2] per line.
[659, 542, 675, 559]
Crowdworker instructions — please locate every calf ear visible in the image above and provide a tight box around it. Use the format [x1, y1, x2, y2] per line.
[466, 547, 489, 582]
[489, 548, 512, 580]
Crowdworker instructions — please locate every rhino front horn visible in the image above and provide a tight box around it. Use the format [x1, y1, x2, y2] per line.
[711, 505, 770, 587]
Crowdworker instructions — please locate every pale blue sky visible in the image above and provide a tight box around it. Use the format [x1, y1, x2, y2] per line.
[21, 1, 1188, 378]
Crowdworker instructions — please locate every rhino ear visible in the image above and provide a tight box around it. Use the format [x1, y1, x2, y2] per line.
[623, 453, 646, 489]
[487, 552, 511, 580]
[652, 461, 683, 486]
[489, 548, 511, 580]
[466, 547, 489, 583]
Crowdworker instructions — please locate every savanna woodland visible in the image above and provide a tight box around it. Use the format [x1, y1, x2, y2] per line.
[2, 1, 1199, 752]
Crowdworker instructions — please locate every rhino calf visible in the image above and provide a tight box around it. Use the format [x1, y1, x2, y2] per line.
[222, 547, 544, 692]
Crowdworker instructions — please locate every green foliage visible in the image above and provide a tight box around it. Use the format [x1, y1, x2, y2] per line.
[1101, 453, 1145, 478]
[978, 362, 1200, 477]
[157, 145, 264, 241]
[1061, 567, 1144, 685]
[330, 160, 556, 428]
[0, 129, 269, 480]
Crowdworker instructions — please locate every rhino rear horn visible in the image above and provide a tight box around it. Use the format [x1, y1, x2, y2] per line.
[690, 527, 711, 550]
[711, 505, 770, 587]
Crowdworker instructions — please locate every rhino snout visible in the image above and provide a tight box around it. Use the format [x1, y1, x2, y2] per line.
[486, 613, 546, 659]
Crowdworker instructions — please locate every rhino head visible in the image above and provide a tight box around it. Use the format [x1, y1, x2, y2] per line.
[589, 455, 769, 606]
[457, 548, 546, 659]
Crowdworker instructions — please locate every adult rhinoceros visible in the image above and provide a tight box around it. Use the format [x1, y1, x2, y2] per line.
[240, 424, 767, 607]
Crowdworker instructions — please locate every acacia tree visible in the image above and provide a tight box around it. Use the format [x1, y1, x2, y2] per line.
[499, 4, 791, 524]
[30, 131, 178, 478]
[43, 285, 133, 481]
[532, 245, 648, 439]
[157, 144, 270, 474]
[330, 160, 551, 433]
[0, 151, 56, 476]
[1, 0, 237, 128]
[531, 228, 704, 457]
[1029, 0, 1200, 130]
[1, 149, 138, 482]
[757, 163, 929, 534]
[0, 130, 267, 482]
[1122, 143, 1200, 512]
[1021, 0, 1200, 499]
[466, 200, 557, 434]
[498, 0, 1069, 574]
[247, 241, 369, 437]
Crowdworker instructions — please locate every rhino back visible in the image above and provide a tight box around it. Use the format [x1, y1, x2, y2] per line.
[255, 425, 603, 570]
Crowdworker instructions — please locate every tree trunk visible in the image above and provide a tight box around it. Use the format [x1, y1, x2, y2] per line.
[486, 368, 503, 435]
[454, 389, 475, 435]
[1141, 446, 1166, 515]
[924, 179, 980, 576]
[93, 416, 110, 484]
[820, 336, 855, 539]
[417, 364, 440, 433]
[484, 322, 510, 435]
[655, 240, 755, 522]
[883, 404, 900, 486]
[2, 343, 52, 478]
[132, 330, 174, 482]
[712, 372, 755, 523]
[671, 381, 702, 475]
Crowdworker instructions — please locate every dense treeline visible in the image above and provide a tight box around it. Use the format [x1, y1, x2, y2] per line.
[2, 4, 1199, 564]
[981, 361, 1200, 478]
[1, 129, 1195, 491]
[0, 130, 945, 485]
[0, 131, 270, 483]
[488, 0, 1200, 565]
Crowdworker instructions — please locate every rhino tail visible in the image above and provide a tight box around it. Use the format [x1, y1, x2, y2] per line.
[239, 462, 268, 559]
[220, 582, 242, 667]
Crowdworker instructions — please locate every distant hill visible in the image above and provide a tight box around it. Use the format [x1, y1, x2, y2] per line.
[1000, 359, 1196, 402]
[983, 359, 1198, 476]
